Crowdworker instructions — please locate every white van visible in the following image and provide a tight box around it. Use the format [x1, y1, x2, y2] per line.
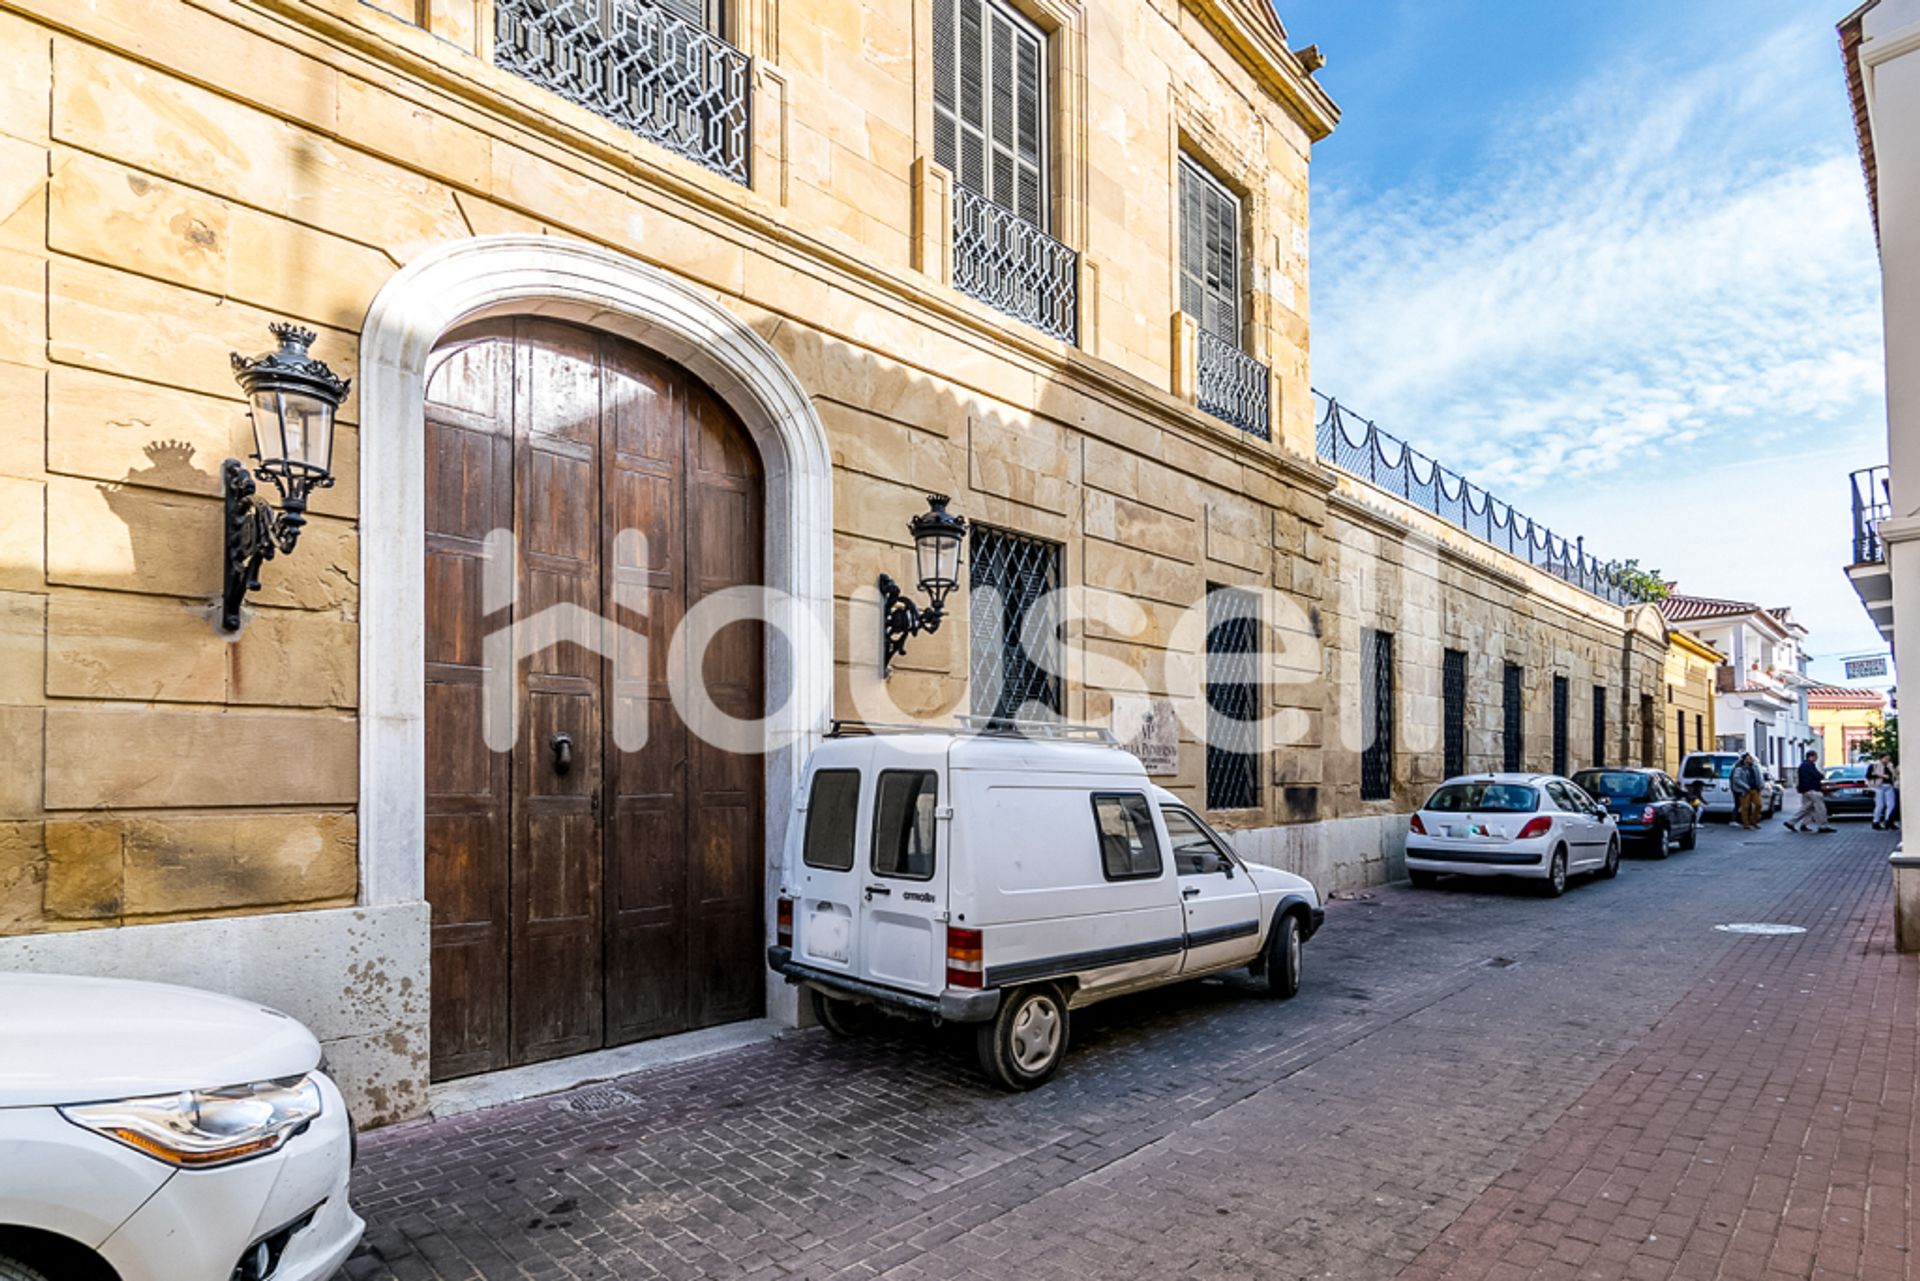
[768, 721, 1325, 1088]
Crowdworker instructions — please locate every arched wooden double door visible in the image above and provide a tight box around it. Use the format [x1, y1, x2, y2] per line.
[423, 318, 765, 1080]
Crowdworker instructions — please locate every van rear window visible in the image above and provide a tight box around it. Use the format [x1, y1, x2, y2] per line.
[872, 771, 938, 880]
[802, 770, 860, 871]
[1090, 793, 1162, 880]
[1682, 756, 1735, 779]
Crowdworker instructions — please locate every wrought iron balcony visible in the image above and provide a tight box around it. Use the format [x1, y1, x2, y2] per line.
[1850, 464, 1890, 565]
[494, 0, 751, 186]
[951, 185, 1078, 344]
[1194, 326, 1270, 440]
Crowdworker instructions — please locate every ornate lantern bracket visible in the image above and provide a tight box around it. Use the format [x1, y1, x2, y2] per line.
[878, 494, 967, 675]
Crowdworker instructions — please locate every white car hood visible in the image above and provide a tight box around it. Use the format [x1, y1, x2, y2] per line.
[1243, 861, 1319, 904]
[0, 974, 321, 1107]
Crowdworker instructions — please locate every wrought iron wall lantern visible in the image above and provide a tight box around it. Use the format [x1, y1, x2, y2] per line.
[220, 323, 350, 631]
[878, 494, 967, 675]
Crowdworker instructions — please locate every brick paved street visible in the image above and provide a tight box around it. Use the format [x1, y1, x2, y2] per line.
[346, 819, 1912, 1281]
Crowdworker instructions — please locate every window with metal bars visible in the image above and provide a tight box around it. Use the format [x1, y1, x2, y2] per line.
[1178, 158, 1240, 346]
[968, 525, 1061, 724]
[932, 0, 1047, 227]
[1677, 707, 1687, 759]
[1443, 648, 1467, 780]
[1204, 585, 1260, 810]
[1591, 685, 1608, 767]
[1640, 694, 1656, 766]
[1695, 713, 1703, 755]
[1502, 663, 1524, 772]
[1360, 629, 1394, 801]
[1551, 676, 1569, 776]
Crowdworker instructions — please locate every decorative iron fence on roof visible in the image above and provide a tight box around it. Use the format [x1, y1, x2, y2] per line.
[1313, 393, 1658, 608]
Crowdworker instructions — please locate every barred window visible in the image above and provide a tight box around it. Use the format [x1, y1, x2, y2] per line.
[1178, 157, 1241, 346]
[1641, 694, 1657, 766]
[1502, 663, 1525, 772]
[968, 524, 1061, 723]
[1361, 629, 1394, 801]
[1677, 708, 1686, 759]
[1552, 676, 1570, 776]
[1443, 648, 1468, 780]
[1205, 585, 1259, 810]
[933, 0, 1047, 227]
[1591, 685, 1608, 767]
[1695, 713, 1703, 754]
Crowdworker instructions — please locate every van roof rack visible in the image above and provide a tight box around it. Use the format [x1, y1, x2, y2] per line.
[827, 716, 1119, 745]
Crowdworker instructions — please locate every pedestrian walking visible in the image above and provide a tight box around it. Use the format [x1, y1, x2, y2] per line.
[1731, 753, 1765, 829]
[1785, 750, 1835, 833]
[1871, 754, 1900, 829]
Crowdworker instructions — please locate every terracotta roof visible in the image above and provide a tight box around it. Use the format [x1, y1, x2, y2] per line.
[1840, 4, 1880, 248]
[1808, 684, 1889, 708]
[1662, 594, 1759, 621]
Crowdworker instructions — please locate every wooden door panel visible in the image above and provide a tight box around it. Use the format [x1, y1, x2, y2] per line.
[423, 324, 514, 1081]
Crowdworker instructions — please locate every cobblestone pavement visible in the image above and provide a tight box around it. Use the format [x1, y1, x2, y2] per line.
[346, 817, 1910, 1281]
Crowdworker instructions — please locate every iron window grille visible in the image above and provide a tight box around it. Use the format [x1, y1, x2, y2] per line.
[1850, 464, 1890, 565]
[1313, 395, 1658, 607]
[494, 0, 751, 186]
[1695, 714, 1703, 756]
[968, 525, 1061, 724]
[1443, 648, 1467, 780]
[934, 0, 1077, 343]
[1676, 708, 1686, 760]
[1205, 586, 1260, 811]
[1591, 686, 1608, 768]
[1502, 663, 1524, 772]
[1179, 159, 1270, 439]
[1551, 676, 1569, 777]
[1360, 628, 1394, 801]
[1640, 694, 1656, 766]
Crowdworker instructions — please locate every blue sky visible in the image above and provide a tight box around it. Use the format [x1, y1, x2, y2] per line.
[1281, 0, 1891, 686]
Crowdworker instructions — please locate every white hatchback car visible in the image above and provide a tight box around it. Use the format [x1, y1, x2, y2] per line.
[1405, 774, 1620, 896]
[0, 974, 363, 1281]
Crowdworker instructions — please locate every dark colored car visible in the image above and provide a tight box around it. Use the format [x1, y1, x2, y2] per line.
[1821, 764, 1876, 816]
[1571, 767, 1699, 857]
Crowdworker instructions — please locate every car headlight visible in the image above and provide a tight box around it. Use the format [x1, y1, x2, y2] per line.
[60, 1075, 323, 1168]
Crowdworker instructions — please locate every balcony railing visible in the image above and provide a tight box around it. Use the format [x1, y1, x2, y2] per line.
[1850, 464, 1890, 565]
[951, 185, 1077, 344]
[1195, 326, 1270, 440]
[495, 0, 751, 185]
[1313, 393, 1660, 607]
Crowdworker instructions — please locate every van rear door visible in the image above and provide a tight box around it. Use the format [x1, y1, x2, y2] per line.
[791, 754, 868, 979]
[858, 762, 949, 997]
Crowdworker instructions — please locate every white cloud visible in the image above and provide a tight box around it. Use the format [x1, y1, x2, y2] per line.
[1309, 22, 1886, 498]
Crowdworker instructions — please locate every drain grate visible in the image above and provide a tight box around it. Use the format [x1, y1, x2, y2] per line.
[549, 1084, 636, 1114]
[1713, 923, 1807, 936]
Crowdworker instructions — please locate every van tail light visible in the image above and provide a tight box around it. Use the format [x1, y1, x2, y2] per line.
[776, 896, 793, 949]
[1516, 817, 1552, 840]
[1640, 806, 1657, 826]
[946, 926, 983, 989]
[1409, 814, 1427, 835]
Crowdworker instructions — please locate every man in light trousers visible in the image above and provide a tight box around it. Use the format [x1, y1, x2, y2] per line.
[1786, 750, 1834, 834]
[1871, 755, 1900, 829]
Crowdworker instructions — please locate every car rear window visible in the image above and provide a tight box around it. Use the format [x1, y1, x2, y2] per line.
[871, 770, 938, 880]
[802, 769, 860, 871]
[1425, 782, 1540, 813]
[1682, 756, 1735, 779]
[1828, 766, 1870, 781]
[1574, 771, 1650, 800]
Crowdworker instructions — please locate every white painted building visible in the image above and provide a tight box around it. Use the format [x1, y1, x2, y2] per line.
[1660, 596, 1816, 779]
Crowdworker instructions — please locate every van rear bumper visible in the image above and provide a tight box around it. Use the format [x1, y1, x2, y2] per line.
[768, 947, 1003, 1023]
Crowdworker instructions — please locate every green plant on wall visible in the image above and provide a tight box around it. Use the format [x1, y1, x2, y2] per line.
[1866, 712, 1899, 765]
[1614, 559, 1671, 602]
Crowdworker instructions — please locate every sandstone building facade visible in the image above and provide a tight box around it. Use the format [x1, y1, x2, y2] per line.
[0, 0, 1666, 1121]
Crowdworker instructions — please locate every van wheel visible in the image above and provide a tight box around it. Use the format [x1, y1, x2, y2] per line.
[810, 989, 874, 1038]
[976, 985, 1068, 1089]
[1262, 912, 1303, 999]
[0, 1255, 53, 1281]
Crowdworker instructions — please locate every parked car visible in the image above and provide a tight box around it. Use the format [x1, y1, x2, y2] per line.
[768, 723, 1325, 1089]
[1821, 764, 1877, 816]
[1679, 751, 1783, 820]
[1405, 774, 1620, 895]
[1571, 767, 1699, 857]
[0, 974, 362, 1281]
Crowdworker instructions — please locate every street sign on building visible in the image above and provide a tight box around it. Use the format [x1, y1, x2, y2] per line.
[1843, 654, 1890, 681]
